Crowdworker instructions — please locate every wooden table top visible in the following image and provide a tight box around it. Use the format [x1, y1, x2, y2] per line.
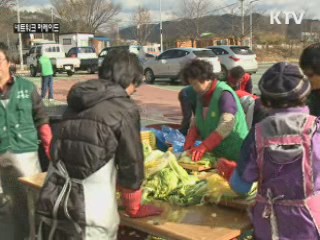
[19, 172, 252, 240]
[120, 202, 251, 240]
[19, 172, 47, 190]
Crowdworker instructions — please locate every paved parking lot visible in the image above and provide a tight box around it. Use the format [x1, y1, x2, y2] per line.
[20, 63, 274, 127]
[145, 62, 273, 95]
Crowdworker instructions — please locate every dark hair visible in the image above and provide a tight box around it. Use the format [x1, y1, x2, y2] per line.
[300, 43, 320, 75]
[0, 42, 11, 62]
[229, 66, 245, 80]
[98, 50, 144, 89]
[260, 95, 308, 109]
[180, 59, 216, 84]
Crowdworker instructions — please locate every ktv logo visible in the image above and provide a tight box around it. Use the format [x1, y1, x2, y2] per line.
[270, 11, 305, 25]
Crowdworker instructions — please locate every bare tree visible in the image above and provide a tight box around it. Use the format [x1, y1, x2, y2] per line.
[178, 0, 210, 47]
[0, 0, 15, 8]
[51, 0, 121, 33]
[131, 6, 154, 45]
[216, 4, 267, 44]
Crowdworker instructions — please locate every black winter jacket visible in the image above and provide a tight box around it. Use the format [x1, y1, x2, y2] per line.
[51, 79, 144, 190]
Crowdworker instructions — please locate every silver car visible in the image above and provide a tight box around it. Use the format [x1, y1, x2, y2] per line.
[143, 48, 221, 84]
[207, 45, 258, 78]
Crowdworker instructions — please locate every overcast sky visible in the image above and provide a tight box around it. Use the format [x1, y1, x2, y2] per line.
[21, 0, 320, 28]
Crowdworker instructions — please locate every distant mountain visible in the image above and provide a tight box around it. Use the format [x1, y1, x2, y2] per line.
[119, 13, 320, 44]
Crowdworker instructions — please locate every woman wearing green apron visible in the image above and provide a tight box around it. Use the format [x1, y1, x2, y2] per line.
[181, 59, 248, 163]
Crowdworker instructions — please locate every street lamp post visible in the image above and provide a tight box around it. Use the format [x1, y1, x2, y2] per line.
[16, 0, 24, 70]
[159, 0, 163, 52]
[51, 8, 55, 42]
[249, 0, 259, 49]
[240, 0, 244, 37]
[250, 1, 253, 48]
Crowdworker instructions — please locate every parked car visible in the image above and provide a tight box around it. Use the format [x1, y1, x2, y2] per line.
[207, 45, 258, 78]
[26, 44, 80, 77]
[143, 48, 221, 84]
[145, 53, 156, 59]
[98, 45, 146, 67]
[66, 47, 98, 74]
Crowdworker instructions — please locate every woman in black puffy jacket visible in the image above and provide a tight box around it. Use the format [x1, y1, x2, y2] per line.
[36, 50, 162, 240]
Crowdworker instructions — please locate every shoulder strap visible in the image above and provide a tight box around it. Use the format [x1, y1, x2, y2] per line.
[255, 123, 265, 190]
[302, 115, 317, 197]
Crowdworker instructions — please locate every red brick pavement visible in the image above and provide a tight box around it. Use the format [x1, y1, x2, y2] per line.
[53, 75, 94, 102]
[53, 78, 182, 124]
[132, 84, 182, 123]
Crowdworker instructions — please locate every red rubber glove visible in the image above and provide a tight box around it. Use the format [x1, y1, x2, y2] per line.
[191, 131, 224, 161]
[121, 188, 162, 218]
[39, 124, 53, 161]
[191, 144, 208, 162]
[216, 158, 238, 181]
[202, 132, 223, 151]
[184, 126, 199, 151]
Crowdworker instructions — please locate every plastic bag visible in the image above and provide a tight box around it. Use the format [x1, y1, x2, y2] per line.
[142, 128, 168, 151]
[162, 126, 185, 145]
[173, 141, 185, 153]
[141, 126, 189, 152]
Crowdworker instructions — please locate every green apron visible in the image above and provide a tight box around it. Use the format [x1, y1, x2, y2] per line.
[195, 81, 248, 161]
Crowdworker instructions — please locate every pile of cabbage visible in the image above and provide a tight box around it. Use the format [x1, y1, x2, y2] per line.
[178, 151, 217, 168]
[142, 143, 257, 206]
[143, 148, 208, 206]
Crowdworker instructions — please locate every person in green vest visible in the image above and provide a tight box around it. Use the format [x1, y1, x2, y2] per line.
[299, 43, 320, 117]
[180, 59, 249, 162]
[39, 54, 54, 100]
[0, 43, 52, 240]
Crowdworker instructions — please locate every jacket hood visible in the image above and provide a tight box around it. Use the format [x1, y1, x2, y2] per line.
[67, 79, 128, 112]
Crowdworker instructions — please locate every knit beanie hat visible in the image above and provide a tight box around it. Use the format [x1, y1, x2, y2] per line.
[259, 62, 311, 101]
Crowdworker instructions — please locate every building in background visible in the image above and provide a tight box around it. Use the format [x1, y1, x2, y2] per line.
[89, 36, 110, 54]
[59, 33, 94, 53]
[143, 43, 160, 55]
[59, 33, 110, 54]
[176, 37, 250, 48]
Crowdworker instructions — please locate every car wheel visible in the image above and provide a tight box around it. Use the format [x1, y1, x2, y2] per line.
[145, 69, 155, 84]
[170, 77, 179, 85]
[30, 65, 37, 77]
[67, 71, 74, 76]
[220, 65, 228, 80]
[87, 67, 96, 74]
[9, 64, 16, 75]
